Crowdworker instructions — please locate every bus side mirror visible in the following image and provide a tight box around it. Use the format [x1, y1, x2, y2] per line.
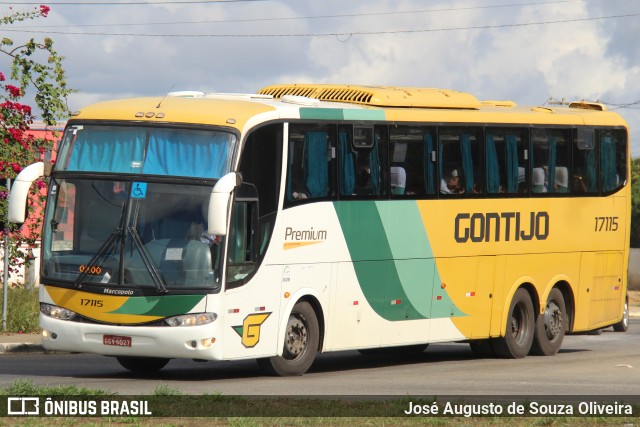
[208, 172, 241, 236]
[8, 162, 44, 224]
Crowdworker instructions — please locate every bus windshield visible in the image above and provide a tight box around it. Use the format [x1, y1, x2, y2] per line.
[42, 178, 220, 291]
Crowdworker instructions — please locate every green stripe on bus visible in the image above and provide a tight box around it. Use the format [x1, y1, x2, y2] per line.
[299, 108, 385, 121]
[334, 201, 464, 320]
[108, 294, 204, 317]
[376, 201, 433, 318]
[334, 201, 424, 321]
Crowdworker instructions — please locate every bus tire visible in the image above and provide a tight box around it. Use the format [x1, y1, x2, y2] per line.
[613, 295, 629, 332]
[492, 288, 534, 358]
[258, 301, 319, 376]
[531, 288, 566, 356]
[469, 339, 495, 358]
[116, 356, 169, 373]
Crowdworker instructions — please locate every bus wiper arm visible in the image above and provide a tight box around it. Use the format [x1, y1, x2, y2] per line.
[73, 227, 122, 288]
[127, 226, 168, 294]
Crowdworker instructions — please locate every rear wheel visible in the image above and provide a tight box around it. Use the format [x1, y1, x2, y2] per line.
[258, 301, 319, 376]
[116, 356, 170, 373]
[492, 288, 534, 358]
[613, 295, 629, 332]
[531, 288, 566, 356]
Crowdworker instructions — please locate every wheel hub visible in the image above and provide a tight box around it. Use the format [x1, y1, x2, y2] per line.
[544, 301, 563, 340]
[284, 316, 308, 359]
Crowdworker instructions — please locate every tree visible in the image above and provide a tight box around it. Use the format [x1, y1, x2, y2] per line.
[631, 158, 640, 247]
[0, 5, 71, 282]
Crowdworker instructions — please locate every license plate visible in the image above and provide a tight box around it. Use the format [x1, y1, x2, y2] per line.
[103, 334, 132, 347]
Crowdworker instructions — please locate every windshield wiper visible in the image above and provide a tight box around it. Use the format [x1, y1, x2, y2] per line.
[73, 227, 122, 288]
[128, 226, 168, 294]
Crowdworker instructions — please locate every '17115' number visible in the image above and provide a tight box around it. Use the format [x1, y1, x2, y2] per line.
[594, 216, 618, 232]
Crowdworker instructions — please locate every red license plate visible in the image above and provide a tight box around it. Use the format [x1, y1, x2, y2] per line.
[103, 334, 132, 347]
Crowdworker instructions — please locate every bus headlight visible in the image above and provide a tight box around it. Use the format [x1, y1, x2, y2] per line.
[165, 312, 217, 327]
[40, 303, 77, 321]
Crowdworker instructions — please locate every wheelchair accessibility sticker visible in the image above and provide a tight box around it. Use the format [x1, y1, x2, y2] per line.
[131, 182, 147, 199]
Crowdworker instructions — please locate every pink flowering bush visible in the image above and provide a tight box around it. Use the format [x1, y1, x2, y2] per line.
[0, 5, 71, 283]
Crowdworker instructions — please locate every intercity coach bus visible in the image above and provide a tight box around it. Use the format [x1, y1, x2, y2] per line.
[9, 84, 630, 375]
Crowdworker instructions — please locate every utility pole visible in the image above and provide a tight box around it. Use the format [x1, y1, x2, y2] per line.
[2, 178, 10, 332]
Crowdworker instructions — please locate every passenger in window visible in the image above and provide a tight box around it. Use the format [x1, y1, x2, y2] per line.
[532, 168, 547, 193]
[554, 167, 569, 193]
[573, 174, 588, 193]
[440, 169, 465, 194]
[290, 174, 309, 200]
[390, 166, 406, 195]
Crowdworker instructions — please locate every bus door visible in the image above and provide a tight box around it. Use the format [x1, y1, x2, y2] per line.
[220, 184, 282, 359]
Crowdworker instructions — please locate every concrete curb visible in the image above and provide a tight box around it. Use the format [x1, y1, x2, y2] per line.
[0, 342, 44, 354]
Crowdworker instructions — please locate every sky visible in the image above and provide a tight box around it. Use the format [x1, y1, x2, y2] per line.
[3, 0, 640, 156]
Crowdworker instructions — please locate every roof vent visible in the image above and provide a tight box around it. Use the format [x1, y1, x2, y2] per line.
[258, 84, 480, 109]
[568, 101, 606, 111]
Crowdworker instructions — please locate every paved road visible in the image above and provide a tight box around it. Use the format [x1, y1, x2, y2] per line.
[0, 320, 638, 396]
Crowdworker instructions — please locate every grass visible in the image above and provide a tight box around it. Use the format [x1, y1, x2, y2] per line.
[0, 286, 39, 334]
[0, 381, 638, 426]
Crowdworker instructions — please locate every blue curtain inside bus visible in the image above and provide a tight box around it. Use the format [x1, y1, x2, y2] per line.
[304, 131, 329, 197]
[485, 135, 500, 193]
[143, 130, 230, 178]
[423, 133, 435, 194]
[286, 139, 294, 201]
[460, 134, 474, 193]
[66, 129, 145, 173]
[600, 134, 617, 192]
[505, 135, 519, 193]
[65, 127, 232, 179]
[369, 134, 381, 195]
[339, 131, 356, 195]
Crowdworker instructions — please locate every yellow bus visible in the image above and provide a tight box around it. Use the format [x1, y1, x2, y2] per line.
[9, 84, 630, 375]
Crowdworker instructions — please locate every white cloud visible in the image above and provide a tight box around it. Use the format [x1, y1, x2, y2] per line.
[6, 0, 640, 155]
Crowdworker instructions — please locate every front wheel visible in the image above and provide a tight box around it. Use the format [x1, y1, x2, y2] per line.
[530, 288, 566, 356]
[116, 356, 170, 373]
[492, 288, 534, 358]
[613, 295, 629, 332]
[257, 301, 319, 376]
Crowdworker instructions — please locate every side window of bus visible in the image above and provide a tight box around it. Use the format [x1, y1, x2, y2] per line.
[599, 128, 627, 193]
[238, 124, 282, 257]
[531, 128, 572, 194]
[286, 125, 335, 205]
[50, 181, 77, 251]
[574, 129, 598, 194]
[226, 184, 259, 288]
[338, 125, 387, 197]
[439, 127, 483, 195]
[389, 126, 437, 197]
[485, 127, 529, 195]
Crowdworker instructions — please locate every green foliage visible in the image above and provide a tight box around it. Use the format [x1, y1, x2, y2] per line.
[0, 379, 115, 396]
[153, 385, 183, 396]
[631, 158, 640, 247]
[0, 5, 72, 284]
[0, 5, 69, 126]
[0, 285, 39, 333]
